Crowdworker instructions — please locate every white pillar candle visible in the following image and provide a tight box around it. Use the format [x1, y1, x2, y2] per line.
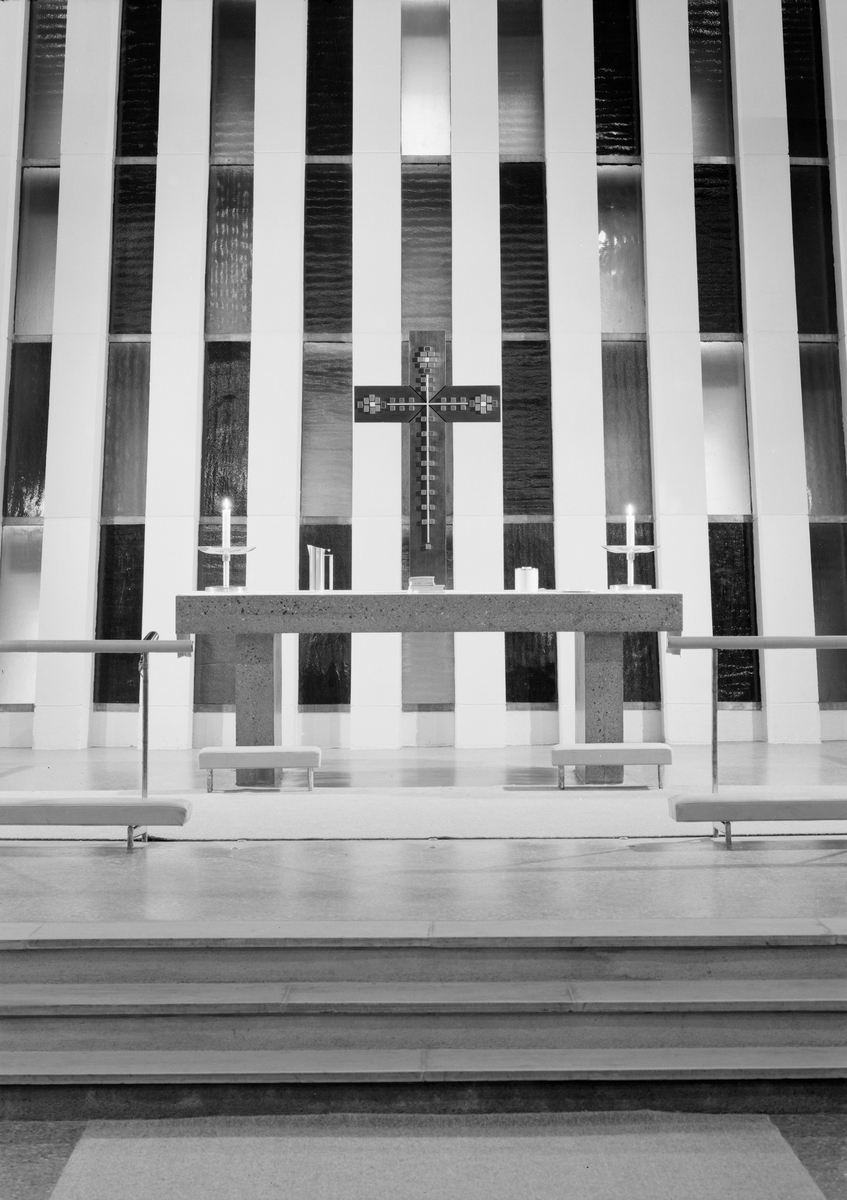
[515, 567, 539, 592]
[222, 498, 231, 549]
[625, 504, 635, 548]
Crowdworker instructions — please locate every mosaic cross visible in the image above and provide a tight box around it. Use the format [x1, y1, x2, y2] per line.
[354, 331, 500, 580]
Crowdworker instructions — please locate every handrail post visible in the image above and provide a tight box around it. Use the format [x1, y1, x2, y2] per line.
[140, 632, 159, 799]
[712, 647, 719, 794]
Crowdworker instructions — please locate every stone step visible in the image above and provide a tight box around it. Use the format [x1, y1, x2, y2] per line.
[2, 979, 845, 1015]
[3, 919, 844, 984]
[3, 1046, 845, 1085]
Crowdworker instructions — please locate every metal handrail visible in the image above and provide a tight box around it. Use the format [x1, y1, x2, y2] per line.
[0, 634, 193, 801]
[0, 639, 192, 655]
[666, 634, 842, 793]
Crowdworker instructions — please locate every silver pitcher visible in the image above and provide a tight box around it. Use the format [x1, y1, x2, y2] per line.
[306, 544, 334, 592]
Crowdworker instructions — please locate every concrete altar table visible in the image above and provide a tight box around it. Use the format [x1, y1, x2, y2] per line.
[176, 591, 683, 787]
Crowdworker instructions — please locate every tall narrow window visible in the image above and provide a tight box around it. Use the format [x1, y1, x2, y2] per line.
[597, 166, 646, 334]
[401, 0, 451, 156]
[782, 0, 828, 159]
[688, 0, 734, 157]
[304, 165, 353, 335]
[306, 0, 353, 157]
[210, 0, 256, 159]
[116, 0, 162, 157]
[109, 165, 157, 335]
[694, 164, 743, 334]
[498, 0, 544, 157]
[790, 166, 838, 336]
[22, 0, 67, 160]
[594, 0, 640, 157]
[13, 169, 60, 336]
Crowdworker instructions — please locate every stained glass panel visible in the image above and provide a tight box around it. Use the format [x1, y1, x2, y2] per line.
[22, 0, 67, 161]
[205, 165, 254, 335]
[708, 521, 761, 702]
[594, 0, 641, 157]
[101, 342, 150, 520]
[701, 342, 752, 516]
[500, 163, 549, 334]
[782, 0, 828, 159]
[305, 0, 353, 157]
[109, 164, 156, 335]
[14, 168, 59, 336]
[790, 165, 838, 336]
[210, 0, 255, 159]
[401, 0, 451, 156]
[688, 0, 734, 157]
[200, 342, 251, 517]
[300, 343, 353, 519]
[93, 524, 145, 704]
[800, 343, 847, 517]
[502, 341, 553, 516]
[694, 164, 743, 334]
[602, 340, 653, 518]
[3, 343, 51, 519]
[402, 165, 452, 338]
[598, 166, 645, 334]
[810, 523, 847, 702]
[498, 0, 544, 156]
[0, 526, 43, 705]
[304, 165, 353, 334]
[116, 0, 162, 157]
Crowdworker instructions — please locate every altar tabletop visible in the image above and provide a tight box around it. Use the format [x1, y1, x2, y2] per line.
[176, 590, 683, 637]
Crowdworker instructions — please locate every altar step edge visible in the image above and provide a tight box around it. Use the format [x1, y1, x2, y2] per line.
[3, 1047, 845, 1085]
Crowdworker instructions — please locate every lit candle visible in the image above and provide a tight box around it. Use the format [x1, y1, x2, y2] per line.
[625, 504, 635, 549]
[221, 498, 231, 550]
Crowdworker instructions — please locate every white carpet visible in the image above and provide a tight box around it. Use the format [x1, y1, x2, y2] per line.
[48, 1113, 826, 1200]
[3, 785, 847, 840]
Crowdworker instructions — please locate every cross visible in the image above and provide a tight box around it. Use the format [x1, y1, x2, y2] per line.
[354, 332, 500, 576]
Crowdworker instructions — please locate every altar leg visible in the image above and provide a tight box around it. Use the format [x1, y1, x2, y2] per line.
[575, 632, 624, 785]
[235, 633, 276, 786]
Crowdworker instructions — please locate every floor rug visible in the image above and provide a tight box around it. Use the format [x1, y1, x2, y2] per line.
[48, 1112, 826, 1200]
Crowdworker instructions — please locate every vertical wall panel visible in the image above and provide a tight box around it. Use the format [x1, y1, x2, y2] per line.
[801, 343, 847, 516]
[93, 524, 145, 704]
[116, 0, 162, 157]
[605, 519, 660, 702]
[303, 164, 353, 334]
[109, 164, 157, 335]
[210, 0, 255, 158]
[500, 162, 548, 332]
[401, 164, 451, 337]
[593, 0, 640, 156]
[101, 342, 150, 519]
[401, 0, 450, 155]
[688, 0, 734, 157]
[305, 0, 353, 156]
[0, 527, 43, 705]
[3, 344, 52, 519]
[708, 521, 761, 701]
[782, 0, 828, 158]
[300, 343, 353, 518]
[200, 341, 251, 516]
[701, 342, 752, 515]
[790, 165, 838, 335]
[602, 341, 653, 516]
[22, 0, 67, 161]
[502, 341, 553, 515]
[13, 169, 60, 335]
[503, 522, 556, 704]
[694, 164, 743, 333]
[810, 523, 847, 701]
[497, 0, 544, 156]
[205, 165, 254, 334]
[597, 166, 645, 333]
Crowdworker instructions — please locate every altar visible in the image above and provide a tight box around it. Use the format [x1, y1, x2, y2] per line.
[176, 590, 683, 786]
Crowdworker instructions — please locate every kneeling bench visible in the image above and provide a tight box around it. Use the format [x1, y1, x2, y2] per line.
[668, 790, 847, 848]
[552, 743, 672, 788]
[0, 794, 192, 851]
[198, 746, 322, 792]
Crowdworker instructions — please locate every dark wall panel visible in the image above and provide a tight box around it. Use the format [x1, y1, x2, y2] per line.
[101, 342, 150, 519]
[790, 165, 838, 336]
[810, 523, 847, 702]
[402, 165, 452, 337]
[782, 0, 828, 158]
[606, 521, 660, 703]
[708, 521, 761, 702]
[3, 343, 51, 519]
[299, 634, 351, 706]
[502, 341, 553, 516]
[116, 0, 162, 157]
[688, 0, 734, 157]
[593, 0, 640, 156]
[602, 340, 653, 518]
[305, 0, 353, 156]
[109, 164, 156, 335]
[504, 522, 557, 704]
[206, 165, 254, 335]
[210, 0, 256, 159]
[200, 342, 251, 517]
[304, 164, 353, 334]
[299, 524, 352, 591]
[23, 0, 68, 161]
[500, 163, 548, 333]
[694, 164, 743, 334]
[93, 524, 145, 704]
[800, 343, 847, 517]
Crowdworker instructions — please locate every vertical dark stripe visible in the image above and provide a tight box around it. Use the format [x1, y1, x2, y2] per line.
[304, 164, 353, 333]
[688, 0, 734, 157]
[93, 524, 145, 704]
[305, 0, 354, 156]
[502, 341, 553, 516]
[606, 521, 661, 703]
[503, 523, 557, 704]
[200, 342, 251, 517]
[694, 164, 743, 333]
[297, 527, 352, 709]
[499, 162, 549, 333]
[205, 165, 254, 335]
[790, 165, 838, 335]
[708, 522, 761, 702]
[800, 343, 847, 517]
[3, 343, 52, 519]
[109, 164, 157, 335]
[810, 523, 847, 702]
[782, 0, 829, 159]
[116, 0, 162, 157]
[602, 341, 653, 517]
[101, 342, 150, 519]
[402, 164, 452, 338]
[210, 0, 256, 158]
[593, 0, 641, 156]
[22, 0, 67, 161]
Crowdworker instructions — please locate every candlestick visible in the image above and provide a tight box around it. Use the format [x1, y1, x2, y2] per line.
[198, 499, 255, 593]
[625, 504, 635, 587]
